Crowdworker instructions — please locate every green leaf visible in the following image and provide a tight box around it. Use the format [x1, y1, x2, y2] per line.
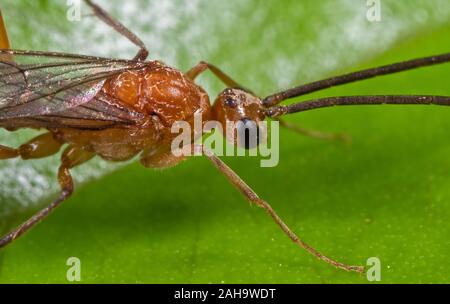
[1, 0, 450, 283]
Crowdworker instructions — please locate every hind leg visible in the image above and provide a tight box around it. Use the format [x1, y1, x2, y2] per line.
[0, 145, 95, 248]
[0, 132, 63, 160]
[84, 0, 148, 61]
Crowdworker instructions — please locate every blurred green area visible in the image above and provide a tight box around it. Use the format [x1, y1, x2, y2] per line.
[0, 0, 450, 283]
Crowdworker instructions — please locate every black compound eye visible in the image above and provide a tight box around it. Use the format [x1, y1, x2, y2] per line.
[236, 118, 260, 149]
[224, 97, 237, 108]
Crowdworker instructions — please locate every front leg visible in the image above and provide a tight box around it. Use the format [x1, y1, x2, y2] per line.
[203, 147, 364, 273]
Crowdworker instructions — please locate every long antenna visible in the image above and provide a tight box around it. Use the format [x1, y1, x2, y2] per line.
[266, 95, 450, 117]
[263, 52, 450, 106]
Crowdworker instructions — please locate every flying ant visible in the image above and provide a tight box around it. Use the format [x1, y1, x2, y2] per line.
[1, 1, 449, 273]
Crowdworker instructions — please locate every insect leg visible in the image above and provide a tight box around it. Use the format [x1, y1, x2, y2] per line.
[140, 148, 186, 169]
[0, 10, 10, 50]
[274, 117, 351, 143]
[186, 61, 253, 93]
[0, 145, 95, 249]
[203, 147, 364, 273]
[0, 132, 62, 160]
[84, 0, 148, 61]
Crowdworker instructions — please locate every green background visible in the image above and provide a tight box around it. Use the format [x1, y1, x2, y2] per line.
[0, 0, 449, 283]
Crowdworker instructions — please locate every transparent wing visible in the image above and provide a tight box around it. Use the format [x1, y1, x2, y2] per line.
[0, 92, 146, 130]
[0, 49, 147, 129]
